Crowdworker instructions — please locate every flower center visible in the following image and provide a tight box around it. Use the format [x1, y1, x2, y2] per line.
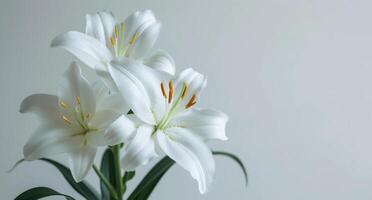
[156, 81, 197, 130]
[59, 96, 95, 133]
[109, 23, 139, 57]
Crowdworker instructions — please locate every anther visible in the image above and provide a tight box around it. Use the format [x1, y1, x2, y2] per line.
[60, 101, 68, 109]
[62, 115, 72, 124]
[160, 82, 167, 98]
[185, 94, 197, 109]
[168, 81, 174, 103]
[110, 36, 116, 46]
[129, 33, 138, 45]
[180, 82, 188, 99]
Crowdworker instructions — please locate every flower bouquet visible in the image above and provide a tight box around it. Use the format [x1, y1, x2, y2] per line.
[12, 10, 247, 200]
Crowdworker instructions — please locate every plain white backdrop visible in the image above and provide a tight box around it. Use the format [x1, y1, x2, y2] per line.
[1, 0, 372, 199]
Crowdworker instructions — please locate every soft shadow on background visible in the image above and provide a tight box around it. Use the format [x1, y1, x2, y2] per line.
[1, 0, 372, 199]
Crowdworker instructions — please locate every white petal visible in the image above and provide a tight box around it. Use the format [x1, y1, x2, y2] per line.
[59, 62, 96, 115]
[143, 49, 176, 75]
[104, 115, 136, 145]
[68, 146, 97, 182]
[157, 128, 215, 193]
[89, 110, 120, 129]
[51, 31, 113, 69]
[169, 108, 228, 140]
[121, 125, 158, 170]
[126, 22, 161, 59]
[19, 94, 62, 126]
[98, 93, 130, 114]
[174, 68, 207, 101]
[86, 11, 115, 47]
[112, 58, 171, 121]
[108, 60, 155, 124]
[122, 10, 157, 46]
[23, 125, 81, 160]
[92, 80, 110, 103]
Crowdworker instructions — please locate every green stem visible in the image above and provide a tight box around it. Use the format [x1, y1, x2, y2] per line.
[113, 144, 124, 199]
[92, 165, 119, 200]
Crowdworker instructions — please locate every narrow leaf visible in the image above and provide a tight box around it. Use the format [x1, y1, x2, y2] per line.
[15, 187, 75, 200]
[100, 148, 118, 200]
[213, 151, 248, 186]
[127, 157, 175, 200]
[122, 171, 136, 194]
[40, 158, 100, 200]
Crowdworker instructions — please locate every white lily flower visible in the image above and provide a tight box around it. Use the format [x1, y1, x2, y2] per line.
[107, 59, 228, 193]
[20, 62, 132, 182]
[51, 10, 175, 89]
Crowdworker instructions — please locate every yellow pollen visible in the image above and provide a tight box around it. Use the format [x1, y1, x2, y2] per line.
[114, 25, 119, 38]
[180, 82, 188, 99]
[129, 33, 138, 45]
[60, 101, 68, 109]
[168, 81, 173, 103]
[62, 115, 72, 124]
[76, 96, 81, 105]
[110, 36, 116, 46]
[160, 82, 167, 98]
[185, 94, 197, 109]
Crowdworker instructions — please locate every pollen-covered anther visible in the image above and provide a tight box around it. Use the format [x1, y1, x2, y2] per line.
[62, 115, 72, 124]
[129, 33, 138, 45]
[180, 82, 188, 99]
[110, 36, 116, 47]
[168, 80, 174, 103]
[185, 94, 197, 109]
[160, 82, 167, 98]
[60, 100, 68, 109]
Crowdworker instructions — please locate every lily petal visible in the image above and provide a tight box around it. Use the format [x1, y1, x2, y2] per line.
[19, 94, 62, 126]
[126, 22, 161, 59]
[174, 68, 207, 102]
[169, 108, 228, 141]
[121, 125, 158, 170]
[157, 128, 215, 193]
[108, 60, 155, 124]
[86, 11, 115, 47]
[104, 115, 136, 145]
[68, 146, 97, 182]
[143, 49, 176, 75]
[23, 125, 82, 161]
[51, 31, 112, 70]
[122, 10, 157, 46]
[59, 62, 96, 116]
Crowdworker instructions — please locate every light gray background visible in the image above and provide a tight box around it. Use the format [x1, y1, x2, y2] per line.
[1, 0, 372, 199]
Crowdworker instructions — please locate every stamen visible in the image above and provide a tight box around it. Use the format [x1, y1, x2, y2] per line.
[129, 33, 139, 45]
[60, 100, 68, 109]
[110, 36, 116, 46]
[185, 94, 197, 109]
[180, 82, 188, 99]
[114, 25, 119, 38]
[76, 96, 81, 105]
[168, 81, 173, 103]
[160, 82, 167, 98]
[62, 115, 72, 124]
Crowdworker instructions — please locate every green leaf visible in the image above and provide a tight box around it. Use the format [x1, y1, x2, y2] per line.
[127, 157, 175, 200]
[213, 151, 248, 186]
[15, 187, 75, 200]
[128, 151, 247, 200]
[100, 148, 118, 200]
[40, 158, 100, 200]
